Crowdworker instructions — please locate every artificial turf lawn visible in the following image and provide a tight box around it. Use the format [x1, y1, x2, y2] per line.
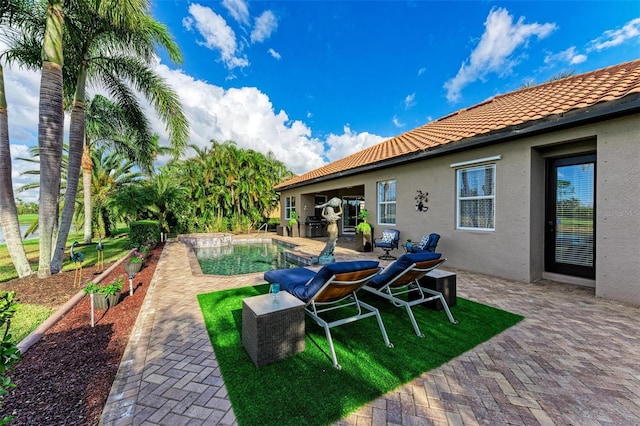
[198, 284, 523, 426]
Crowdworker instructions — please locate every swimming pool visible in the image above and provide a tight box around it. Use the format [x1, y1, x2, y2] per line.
[195, 241, 299, 275]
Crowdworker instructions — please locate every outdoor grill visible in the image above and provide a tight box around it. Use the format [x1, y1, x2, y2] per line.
[305, 216, 327, 238]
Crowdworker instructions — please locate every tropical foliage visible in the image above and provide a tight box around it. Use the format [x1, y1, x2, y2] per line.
[0, 0, 188, 277]
[163, 140, 294, 234]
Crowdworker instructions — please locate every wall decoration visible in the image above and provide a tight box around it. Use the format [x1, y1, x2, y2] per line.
[415, 190, 429, 212]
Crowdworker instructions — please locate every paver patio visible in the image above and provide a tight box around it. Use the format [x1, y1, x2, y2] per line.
[101, 235, 640, 425]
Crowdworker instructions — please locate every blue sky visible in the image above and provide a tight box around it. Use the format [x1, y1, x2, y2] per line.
[3, 1, 640, 202]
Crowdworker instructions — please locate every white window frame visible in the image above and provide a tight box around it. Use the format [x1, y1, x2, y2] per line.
[456, 164, 496, 231]
[284, 196, 296, 220]
[377, 180, 396, 226]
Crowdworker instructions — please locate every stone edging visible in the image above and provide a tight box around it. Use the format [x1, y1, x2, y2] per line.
[16, 249, 136, 354]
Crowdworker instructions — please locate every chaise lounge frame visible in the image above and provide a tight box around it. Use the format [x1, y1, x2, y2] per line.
[363, 258, 457, 337]
[305, 267, 394, 370]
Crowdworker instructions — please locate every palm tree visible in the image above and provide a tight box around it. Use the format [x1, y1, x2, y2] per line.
[90, 145, 143, 237]
[79, 98, 171, 245]
[49, 1, 188, 274]
[35, 0, 66, 278]
[4, 1, 186, 276]
[0, 63, 32, 277]
[163, 140, 293, 233]
[147, 173, 186, 232]
[0, 0, 33, 277]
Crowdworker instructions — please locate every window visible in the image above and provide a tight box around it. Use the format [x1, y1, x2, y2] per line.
[285, 196, 296, 220]
[377, 180, 396, 225]
[456, 164, 495, 230]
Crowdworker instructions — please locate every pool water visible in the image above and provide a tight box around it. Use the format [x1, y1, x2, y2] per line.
[195, 241, 299, 275]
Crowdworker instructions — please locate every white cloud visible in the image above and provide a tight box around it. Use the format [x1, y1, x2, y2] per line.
[1, 42, 40, 203]
[392, 115, 404, 128]
[589, 17, 640, 51]
[268, 48, 281, 59]
[222, 0, 250, 26]
[444, 7, 557, 103]
[183, 3, 249, 70]
[324, 126, 385, 163]
[404, 93, 416, 110]
[3, 53, 386, 198]
[148, 62, 389, 175]
[417, 67, 426, 76]
[544, 46, 587, 66]
[2, 60, 41, 145]
[251, 10, 278, 43]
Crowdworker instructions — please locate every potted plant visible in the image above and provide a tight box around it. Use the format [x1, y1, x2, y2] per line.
[83, 275, 124, 310]
[355, 208, 373, 252]
[287, 210, 299, 237]
[139, 245, 151, 259]
[124, 251, 144, 274]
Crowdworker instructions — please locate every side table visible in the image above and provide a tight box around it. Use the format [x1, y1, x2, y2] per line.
[242, 292, 306, 367]
[417, 269, 457, 310]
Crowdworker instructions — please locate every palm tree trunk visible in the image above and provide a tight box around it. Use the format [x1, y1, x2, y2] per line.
[0, 64, 32, 278]
[37, 0, 64, 278]
[82, 142, 93, 244]
[51, 64, 87, 274]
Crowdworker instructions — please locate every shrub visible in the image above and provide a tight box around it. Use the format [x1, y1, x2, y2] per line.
[129, 220, 160, 249]
[0, 292, 20, 424]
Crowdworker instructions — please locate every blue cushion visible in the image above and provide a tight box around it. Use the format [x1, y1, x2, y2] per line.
[368, 252, 441, 289]
[265, 260, 379, 302]
[375, 241, 393, 248]
[264, 267, 316, 300]
[264, 267, 315, 288]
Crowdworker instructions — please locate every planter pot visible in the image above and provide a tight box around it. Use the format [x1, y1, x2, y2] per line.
[124, 261, 142, 274]
[355, 232, 373, 252]
[92, 291, 121, 310]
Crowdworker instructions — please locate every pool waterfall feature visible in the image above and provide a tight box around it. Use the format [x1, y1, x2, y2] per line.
[179, 233, 313, 275]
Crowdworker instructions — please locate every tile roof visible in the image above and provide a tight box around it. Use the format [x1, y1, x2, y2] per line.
[277, 59, 640, 190]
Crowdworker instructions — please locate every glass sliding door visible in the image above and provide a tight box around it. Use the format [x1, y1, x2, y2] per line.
[545, 154, 596, 278]
[342, 197, 363, 234]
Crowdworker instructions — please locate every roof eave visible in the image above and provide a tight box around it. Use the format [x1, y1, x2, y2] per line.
[275, 93, 640, 192]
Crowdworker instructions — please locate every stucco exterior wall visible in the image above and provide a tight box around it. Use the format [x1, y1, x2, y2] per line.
[593, 116, 640, 305]
[278, 113, 640, 306]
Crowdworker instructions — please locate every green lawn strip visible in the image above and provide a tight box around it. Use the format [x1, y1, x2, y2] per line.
[18, 214, 38, 225]
[198, 285, 524, 426]
[0, 234, 131, 282]
[9, 303, 55, 344]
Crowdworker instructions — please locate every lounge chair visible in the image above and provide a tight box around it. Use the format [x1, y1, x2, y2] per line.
[362, 251, 457, 337]
[373, 228, 400, 260]
[408, 233, 440, 253]
[264, 261, 394, 370]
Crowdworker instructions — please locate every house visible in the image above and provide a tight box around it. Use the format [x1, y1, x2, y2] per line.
[275, 60, 640, 306]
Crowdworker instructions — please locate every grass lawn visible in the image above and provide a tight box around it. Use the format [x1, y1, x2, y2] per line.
[0, 232, 131, 282]
[198, 284, 524, 426]
[10, 304, 55, 344]
[1, 233, 133, 343]
[18, 214, 38, 225]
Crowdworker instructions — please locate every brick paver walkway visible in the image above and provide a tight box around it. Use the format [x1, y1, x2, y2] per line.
[101, 236, 640, 425]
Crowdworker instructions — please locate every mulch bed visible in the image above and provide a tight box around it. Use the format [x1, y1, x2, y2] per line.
[0, 243, 163, 425]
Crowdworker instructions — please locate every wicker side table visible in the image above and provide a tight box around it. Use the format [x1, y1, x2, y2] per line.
[242, 292, 306, 367]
